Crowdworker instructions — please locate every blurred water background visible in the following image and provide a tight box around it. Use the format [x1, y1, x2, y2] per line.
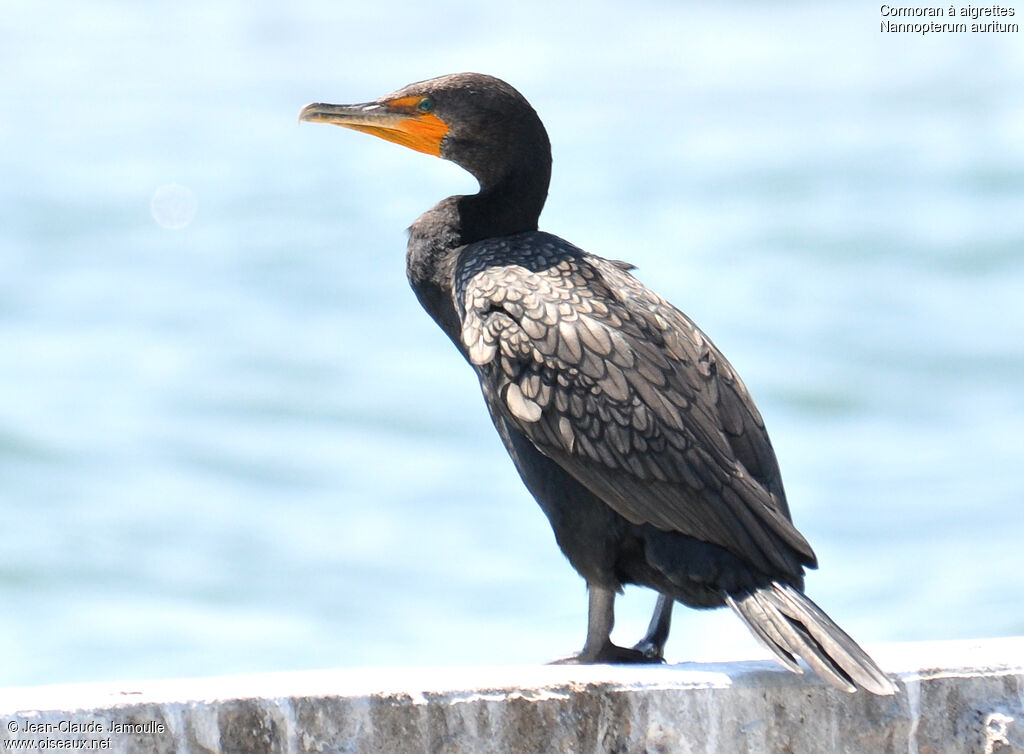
[1, 1, 1022, 687]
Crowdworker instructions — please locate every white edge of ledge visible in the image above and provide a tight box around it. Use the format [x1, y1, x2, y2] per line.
[1, 636, 1021, 716]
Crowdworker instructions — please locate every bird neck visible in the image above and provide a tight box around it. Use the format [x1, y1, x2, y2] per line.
[456, 164, 549, 244]
[406, 163, 550, 342]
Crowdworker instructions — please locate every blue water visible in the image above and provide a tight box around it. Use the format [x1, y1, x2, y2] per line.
[2, 1, 1022, 687]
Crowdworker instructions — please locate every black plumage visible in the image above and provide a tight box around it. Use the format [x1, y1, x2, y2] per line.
[300, 73, 895, 695]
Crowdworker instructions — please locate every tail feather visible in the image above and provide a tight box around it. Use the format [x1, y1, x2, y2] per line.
[727, 582, 896, 696]
[725, 591, 802, 674]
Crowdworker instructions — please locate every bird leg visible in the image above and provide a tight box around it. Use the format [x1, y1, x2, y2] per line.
[550, 585, 664, 664]
[630, 593, 673, 661]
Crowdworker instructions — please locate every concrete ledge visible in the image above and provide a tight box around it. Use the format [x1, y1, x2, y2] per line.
[1, 638, 1022, 753]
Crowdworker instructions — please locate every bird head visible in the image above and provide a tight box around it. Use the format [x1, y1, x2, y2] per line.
[299, 73, 550, 191]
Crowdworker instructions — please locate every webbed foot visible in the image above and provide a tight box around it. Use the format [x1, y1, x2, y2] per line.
[629, 638, 666, 662]
[549, 641, 665, 664]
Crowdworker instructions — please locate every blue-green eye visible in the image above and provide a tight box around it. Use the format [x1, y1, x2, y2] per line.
[417, 97, 435, 113]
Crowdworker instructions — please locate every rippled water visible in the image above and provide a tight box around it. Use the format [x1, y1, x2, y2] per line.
[1, 1, 1022, 686]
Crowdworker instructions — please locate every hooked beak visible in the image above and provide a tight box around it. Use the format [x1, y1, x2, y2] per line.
[298, 100, 449, 157]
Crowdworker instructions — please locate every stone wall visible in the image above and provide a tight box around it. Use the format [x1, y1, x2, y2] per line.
[1, 637, 1021, 753]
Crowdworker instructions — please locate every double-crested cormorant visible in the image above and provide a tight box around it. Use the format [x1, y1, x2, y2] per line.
[299, 73, 895, 695]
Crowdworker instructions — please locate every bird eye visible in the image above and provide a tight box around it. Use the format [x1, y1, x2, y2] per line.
[417, 97, 435, 113]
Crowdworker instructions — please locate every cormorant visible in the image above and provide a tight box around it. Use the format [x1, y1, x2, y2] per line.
[299, 73, 895, 695]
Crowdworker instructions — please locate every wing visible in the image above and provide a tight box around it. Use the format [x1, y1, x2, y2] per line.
[456, 232, 815, 578]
